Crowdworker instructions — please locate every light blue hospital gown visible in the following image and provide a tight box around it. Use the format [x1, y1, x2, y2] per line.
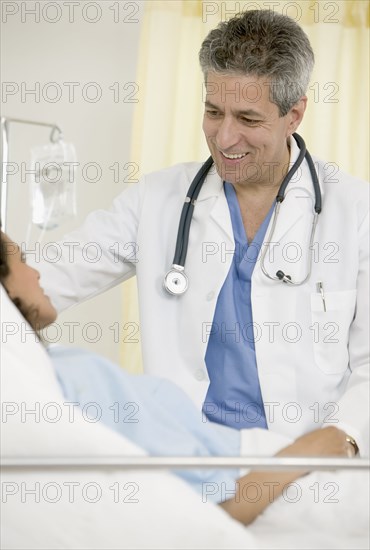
[49, 345, 242, 503]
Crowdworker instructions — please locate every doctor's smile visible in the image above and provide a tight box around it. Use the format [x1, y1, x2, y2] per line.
[220, 151, 249, 161]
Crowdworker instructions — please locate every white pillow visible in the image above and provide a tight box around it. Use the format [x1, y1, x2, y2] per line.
[0, 285, 255, 549]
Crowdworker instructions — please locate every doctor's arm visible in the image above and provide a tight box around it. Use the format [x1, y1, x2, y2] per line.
[335, 211, 370, 456]
[219, 426, 354, 525]
[32, 182, 143, 313]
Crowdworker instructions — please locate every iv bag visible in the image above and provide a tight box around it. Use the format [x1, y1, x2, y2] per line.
[30, 140, 77, 230]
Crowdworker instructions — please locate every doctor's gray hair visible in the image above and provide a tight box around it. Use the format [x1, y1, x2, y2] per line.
[199, 10, 314, 116]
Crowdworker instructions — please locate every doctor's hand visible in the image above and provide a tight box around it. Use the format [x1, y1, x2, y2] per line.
[277, 426, 356, 459]
[220, 426, 353, 526]
[220, 427, 354, 526]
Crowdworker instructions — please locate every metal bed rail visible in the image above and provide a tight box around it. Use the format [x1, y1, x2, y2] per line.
[2, 456, 369, 471]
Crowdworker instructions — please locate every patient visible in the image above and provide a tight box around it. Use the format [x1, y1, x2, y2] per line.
[0, 231, 354, 526]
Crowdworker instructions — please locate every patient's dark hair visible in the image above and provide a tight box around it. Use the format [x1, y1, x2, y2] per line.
[0, 231, 10, 278]
[0, 230, 38, 329]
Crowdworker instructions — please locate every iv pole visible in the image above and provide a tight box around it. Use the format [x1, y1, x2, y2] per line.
[0, 116, 63, 230]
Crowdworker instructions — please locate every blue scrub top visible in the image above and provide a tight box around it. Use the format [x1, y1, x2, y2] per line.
[203, 182, 274, 430]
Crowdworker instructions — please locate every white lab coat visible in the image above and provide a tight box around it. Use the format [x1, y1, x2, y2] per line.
[38, 138, 370, 454]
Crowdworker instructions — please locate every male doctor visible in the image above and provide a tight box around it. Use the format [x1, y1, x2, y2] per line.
[36, 10, 369, 456]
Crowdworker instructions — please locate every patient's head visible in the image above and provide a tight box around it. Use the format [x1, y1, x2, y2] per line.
[0, 232, 57, 330]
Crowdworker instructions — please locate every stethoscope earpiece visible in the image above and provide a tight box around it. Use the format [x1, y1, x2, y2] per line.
[276, 270, 292, 283]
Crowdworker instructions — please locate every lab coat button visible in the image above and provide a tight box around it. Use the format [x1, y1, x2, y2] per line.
[194, 369, 205, 381]
[206, 291, 215, 301]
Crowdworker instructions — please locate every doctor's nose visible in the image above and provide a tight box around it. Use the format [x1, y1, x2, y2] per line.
[214, 118, 241, 152]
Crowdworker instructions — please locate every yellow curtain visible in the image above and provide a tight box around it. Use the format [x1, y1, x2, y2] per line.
[121, 0, 369, 372]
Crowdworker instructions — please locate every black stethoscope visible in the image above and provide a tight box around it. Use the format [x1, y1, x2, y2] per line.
[163, 133, 322, 295]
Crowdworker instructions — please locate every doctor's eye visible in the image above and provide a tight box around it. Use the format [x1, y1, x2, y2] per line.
[205, 110, 221, 118]
[240, 117, 261, 126]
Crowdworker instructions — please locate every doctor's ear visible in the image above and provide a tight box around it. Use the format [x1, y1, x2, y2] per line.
[286, 96, 307, 135]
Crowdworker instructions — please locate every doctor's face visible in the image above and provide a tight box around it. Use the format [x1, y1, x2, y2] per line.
[202, 72, 306, 191]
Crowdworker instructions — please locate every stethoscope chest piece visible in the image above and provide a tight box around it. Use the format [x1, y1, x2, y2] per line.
[164, 265, 188, 295]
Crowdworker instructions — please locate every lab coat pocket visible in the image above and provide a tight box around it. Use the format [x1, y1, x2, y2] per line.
[310, 289, 357, 374]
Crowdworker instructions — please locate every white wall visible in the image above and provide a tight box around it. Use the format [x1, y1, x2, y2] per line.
[1, 1, 144, 364]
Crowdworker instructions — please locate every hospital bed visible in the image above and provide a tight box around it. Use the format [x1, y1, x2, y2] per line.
[1, 285, 369, 550]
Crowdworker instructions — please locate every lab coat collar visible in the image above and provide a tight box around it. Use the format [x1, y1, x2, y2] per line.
[263, 135, 318, 246]
[192, 160, 233, 242]
[197, 162, 223, 201]
[286, 133, 322, 200]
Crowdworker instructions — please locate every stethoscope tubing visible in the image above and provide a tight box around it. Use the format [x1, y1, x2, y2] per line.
[276, 133, 307, 202]
[165, 133, 321, 293]
[173, 155, 213, 267]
